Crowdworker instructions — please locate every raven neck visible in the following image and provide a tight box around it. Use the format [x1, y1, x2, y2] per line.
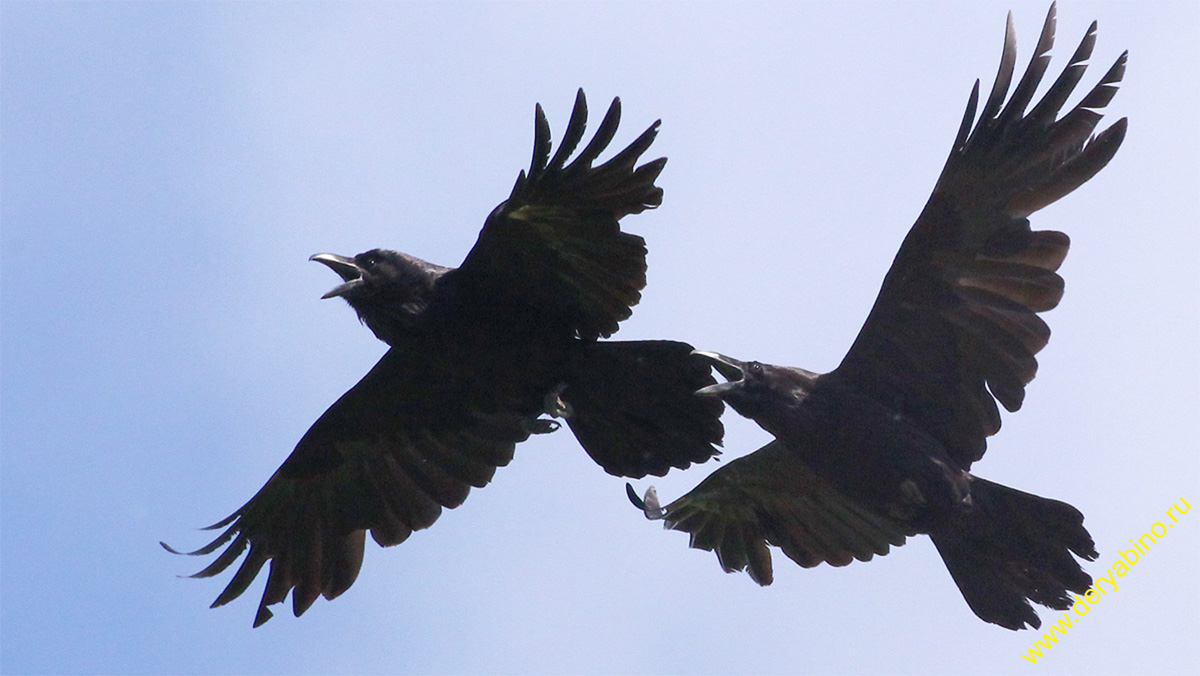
[359, 301, 428, 346]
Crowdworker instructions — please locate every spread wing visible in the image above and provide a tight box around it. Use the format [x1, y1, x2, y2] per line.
[834, 6, 1127, 469]
[639, 441, 909, 585]
[164, 347, 534, 627]
[444, 89, 665, 341]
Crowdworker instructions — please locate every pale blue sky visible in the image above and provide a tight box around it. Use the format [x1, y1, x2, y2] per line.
[2, 2, 1197, 674]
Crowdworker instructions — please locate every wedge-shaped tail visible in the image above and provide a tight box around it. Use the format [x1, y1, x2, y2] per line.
[930, 477, 1098, 630]
[563, 340, 724, 478]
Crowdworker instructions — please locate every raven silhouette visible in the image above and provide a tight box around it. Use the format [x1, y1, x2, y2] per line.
[628, 5, 1125, 630]
[167, 91, 723, 626]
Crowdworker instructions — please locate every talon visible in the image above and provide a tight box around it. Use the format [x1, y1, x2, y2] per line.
[543, 382, 573, 418]
[626, 483, 666, 520]
[900, 479, 926, 505]
[625, 483, 645, 510]
[525, 417, 560, 435]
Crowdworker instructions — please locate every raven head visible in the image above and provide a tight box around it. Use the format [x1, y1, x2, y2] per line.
[693, 350, 819, 434]
[310, 249, 447, 342]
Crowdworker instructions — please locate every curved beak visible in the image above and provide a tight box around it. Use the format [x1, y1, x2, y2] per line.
[692, 350, 747, 397]
[310, 253, 364, 299]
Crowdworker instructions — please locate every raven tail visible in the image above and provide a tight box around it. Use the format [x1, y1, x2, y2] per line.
[561, 340, 723, 478]
[930, 477, 1097, 630]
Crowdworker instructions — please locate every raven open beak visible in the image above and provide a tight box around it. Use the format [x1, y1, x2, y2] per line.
[310, 253, 365, 299]
[692, 350, 747, 397]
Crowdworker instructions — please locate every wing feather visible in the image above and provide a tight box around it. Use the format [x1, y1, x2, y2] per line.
[446, 90, 665, 340]
[647, 441, 908, 585]
[164, 348, 527, 626]
[976, 12, 1018, 136]
[994, 5, 1057, 132]
[835, 7, 1125, 467]
[546, 90, 589, 172]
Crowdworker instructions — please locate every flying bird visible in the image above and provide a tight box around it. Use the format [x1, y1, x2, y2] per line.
[627, 5, 1125, 630]
[166, 90, 724, 626]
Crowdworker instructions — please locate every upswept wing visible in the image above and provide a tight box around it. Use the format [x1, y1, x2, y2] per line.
[834, 4, 1126, 469]
[642, 441, 909, 585]
[164, 348, 532, 627]
[445, 89, 665, 341]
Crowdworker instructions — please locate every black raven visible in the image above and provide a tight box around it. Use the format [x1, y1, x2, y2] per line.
[627, 6, 1125, 630]
[167, 90, 723, 626]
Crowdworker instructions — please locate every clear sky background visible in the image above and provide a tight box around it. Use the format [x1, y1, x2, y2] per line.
[2, 2, 1197, 674]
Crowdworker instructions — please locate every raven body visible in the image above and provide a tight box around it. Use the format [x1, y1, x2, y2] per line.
[168, 91, 723, 626]
[667, 353, 1097, 630]
[629, 5, 1125, 630]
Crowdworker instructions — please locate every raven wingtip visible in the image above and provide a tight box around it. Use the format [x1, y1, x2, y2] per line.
[252, 605, 274, 628]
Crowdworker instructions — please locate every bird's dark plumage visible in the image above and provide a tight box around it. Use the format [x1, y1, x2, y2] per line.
[166, 90, 724, 626]
[629, 5, 1123, 631]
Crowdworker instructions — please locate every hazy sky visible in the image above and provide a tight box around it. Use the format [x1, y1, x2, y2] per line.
[2, 2, 1197, 674]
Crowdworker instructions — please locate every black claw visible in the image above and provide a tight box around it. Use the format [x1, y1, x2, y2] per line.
[526, 417, 560, 435]
[625, 483, 665, 520]
[626, 483, 646, 510]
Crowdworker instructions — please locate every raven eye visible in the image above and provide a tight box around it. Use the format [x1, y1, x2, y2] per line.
[748, 362, 763, 376]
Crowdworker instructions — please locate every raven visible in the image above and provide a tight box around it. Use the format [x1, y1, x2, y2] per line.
[627, 6, 1125, 630]
[167, 90, 723, 626]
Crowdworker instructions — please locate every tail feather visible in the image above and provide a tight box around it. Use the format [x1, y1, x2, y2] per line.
[561, 340, 723, 478]
[930, 477, 1096, 630]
